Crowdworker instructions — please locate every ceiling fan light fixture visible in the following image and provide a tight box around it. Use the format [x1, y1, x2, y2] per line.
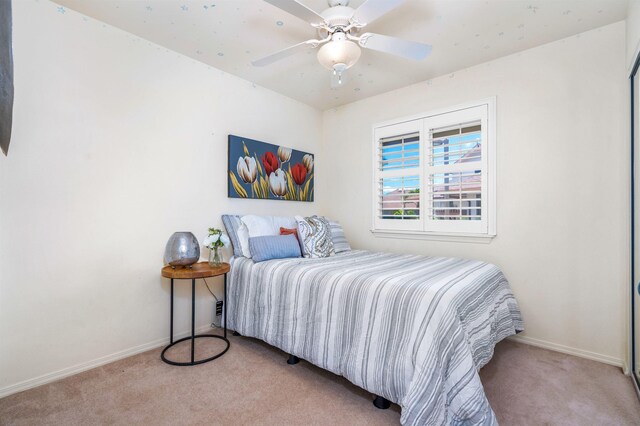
[255, 0, 432, 90]
[317, 39, 361, 71]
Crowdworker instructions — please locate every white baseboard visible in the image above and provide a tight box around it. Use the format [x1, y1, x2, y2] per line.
[0, 325, 213, 399]
[508, 334, 624, 369]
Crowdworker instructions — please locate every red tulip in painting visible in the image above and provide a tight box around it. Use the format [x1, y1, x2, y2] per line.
[291, 163, 307, 186]
[261, 151, 279, 176]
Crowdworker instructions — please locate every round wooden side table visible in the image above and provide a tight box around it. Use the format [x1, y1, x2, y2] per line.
[160, 262, 230, 366]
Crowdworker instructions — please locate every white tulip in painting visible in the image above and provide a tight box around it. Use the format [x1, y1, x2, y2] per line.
[277, 146, 292, 163]
[268, 169, 288, 197]
[236, 156, 257, 184]
[303, 154, 314, 173]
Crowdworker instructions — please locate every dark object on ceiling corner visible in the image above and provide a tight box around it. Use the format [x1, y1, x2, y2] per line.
[0, 0, 13, 156]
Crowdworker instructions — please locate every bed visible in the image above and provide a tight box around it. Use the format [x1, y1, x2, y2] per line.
[227, 249, 524, 425]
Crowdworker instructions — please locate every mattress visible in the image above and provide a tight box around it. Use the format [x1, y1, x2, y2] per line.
[227, 250, 524, 425]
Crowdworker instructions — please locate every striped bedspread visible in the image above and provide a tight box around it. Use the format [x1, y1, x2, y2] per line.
[228, 250, 523, 425]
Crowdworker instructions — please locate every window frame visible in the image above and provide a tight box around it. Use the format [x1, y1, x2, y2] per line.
[371, 97, 497, 242]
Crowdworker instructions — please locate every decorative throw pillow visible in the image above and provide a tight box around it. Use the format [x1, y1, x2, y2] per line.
[280, 227, 304, 253]
[279, 226, 298, 238]
[295, 216, 335, 258]
[328, 220, 351, 253]
[248, 234, 302, 263]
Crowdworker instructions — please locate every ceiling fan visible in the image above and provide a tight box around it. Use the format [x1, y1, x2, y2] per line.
[252, 0, 432, 87]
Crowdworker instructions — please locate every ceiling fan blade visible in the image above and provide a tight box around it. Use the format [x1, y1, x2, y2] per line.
[263, 0, 325, 26]
[351, 0, 405, 26]
[252, 40, 317, 67]
[359, 33, 432, 61]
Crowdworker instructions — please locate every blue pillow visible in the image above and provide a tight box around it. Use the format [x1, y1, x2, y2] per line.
[249, 234, 302, 263]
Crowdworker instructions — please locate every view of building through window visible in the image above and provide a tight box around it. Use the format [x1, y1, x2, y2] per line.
[429, 122, 482, 221]
[379, 122, 482, 221]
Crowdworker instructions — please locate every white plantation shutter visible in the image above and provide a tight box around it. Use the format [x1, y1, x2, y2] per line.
[374, 120, 423, 231]
[424, 105, 488, 234]
[372, 100, 495, 237]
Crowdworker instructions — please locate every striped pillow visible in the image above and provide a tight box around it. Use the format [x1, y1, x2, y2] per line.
[328, 220, 351, 253]
[248, 234, 301, 263]
[221, 214, 245, 257]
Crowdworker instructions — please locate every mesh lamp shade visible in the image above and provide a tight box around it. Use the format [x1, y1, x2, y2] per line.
[317, 39, 361, 71]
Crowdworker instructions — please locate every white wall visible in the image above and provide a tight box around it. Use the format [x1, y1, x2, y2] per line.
[0, 0, 630, 398]
[322, 22, 628, 366]
[628, 0, 640, 71]
[0, 0, 322, 395]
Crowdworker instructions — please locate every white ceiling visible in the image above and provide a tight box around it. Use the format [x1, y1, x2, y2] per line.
[57, 0, 628, 110]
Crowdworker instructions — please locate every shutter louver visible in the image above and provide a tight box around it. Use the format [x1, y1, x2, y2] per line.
[428, 171, 482, 221]
[373, 121, 423, 231]
[427, 121, 483, 223]
[425, 115, 487, 233]
[378, 175, 420, 219]
[379, 133, 420, 171]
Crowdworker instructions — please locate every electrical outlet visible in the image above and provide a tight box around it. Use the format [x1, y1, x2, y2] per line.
[216, 301, 223, 317]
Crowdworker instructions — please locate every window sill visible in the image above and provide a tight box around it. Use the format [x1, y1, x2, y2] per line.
[370, 229, 495, 244]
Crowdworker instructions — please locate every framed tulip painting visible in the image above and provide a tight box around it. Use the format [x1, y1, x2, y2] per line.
[228, 135, 314, 202]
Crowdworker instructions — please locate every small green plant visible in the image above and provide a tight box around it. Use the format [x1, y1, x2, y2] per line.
[203, 228, 230, 249]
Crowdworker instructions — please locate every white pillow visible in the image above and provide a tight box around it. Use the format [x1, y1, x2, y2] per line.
[236, 222, 252, 258]
[240, 215, 297, 257]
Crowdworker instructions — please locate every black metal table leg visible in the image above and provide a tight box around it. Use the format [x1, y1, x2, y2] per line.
[161, 270, 230, 366]
[170, 278, 174, 344]
[191, 278, 195, 364]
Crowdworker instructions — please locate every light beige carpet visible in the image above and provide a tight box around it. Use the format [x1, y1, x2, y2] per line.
[1, 334, 638, 425]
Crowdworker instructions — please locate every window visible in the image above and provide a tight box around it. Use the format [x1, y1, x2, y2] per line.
[372, 99, 496, 239]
